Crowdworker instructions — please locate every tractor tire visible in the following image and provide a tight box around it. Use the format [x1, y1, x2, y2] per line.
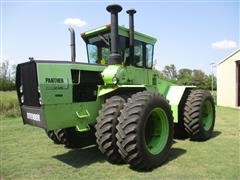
[183, 90, 215, 141]
[95, 96, 126, 164]
[116, 91, 174, 170]
[61, 127, 96, 148]
[174, 89, 190, 139]
[45, 130, 62, 144]
[47, 127, 96, 148]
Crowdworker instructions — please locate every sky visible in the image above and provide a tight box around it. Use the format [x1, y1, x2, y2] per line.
[0, 1, 239, 74]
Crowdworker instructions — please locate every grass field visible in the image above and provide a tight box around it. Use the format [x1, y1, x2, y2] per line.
[0, 91, 20, 117]
[0, 106, 239, 180]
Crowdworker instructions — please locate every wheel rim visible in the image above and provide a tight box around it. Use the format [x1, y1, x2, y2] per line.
[144, 108, 169, 155]
[202, 100, 214, 131]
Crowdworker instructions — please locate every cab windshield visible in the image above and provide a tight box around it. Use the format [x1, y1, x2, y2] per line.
[86, 33, 153, 68]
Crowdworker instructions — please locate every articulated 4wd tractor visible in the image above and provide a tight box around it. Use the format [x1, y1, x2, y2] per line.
[16, 4, 215, 170]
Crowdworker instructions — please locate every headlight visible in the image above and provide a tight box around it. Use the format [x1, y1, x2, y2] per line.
[21, 95, 24, 103]
[38, 86, 41, 93]
[20, 85, 23, 93]
[39, 97, 42, 105]
[112, 77, 118, 85]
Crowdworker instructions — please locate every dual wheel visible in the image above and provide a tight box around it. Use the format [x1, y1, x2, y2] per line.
[95, 91, 173, 170]
[95, 90, 215, 170]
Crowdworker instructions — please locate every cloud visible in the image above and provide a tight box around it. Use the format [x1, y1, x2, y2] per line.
[63, 18, 87, 27]
[211, 40, 237, 50]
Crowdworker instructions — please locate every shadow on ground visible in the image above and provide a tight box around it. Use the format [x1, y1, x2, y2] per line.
[130, 147, 187, 172]
[163, 147, 187, 166]
[53, 145, 105, 168]
[175, 130, 222, 142]
[53, 132, 220, 170]
[211, 131, 222, 139]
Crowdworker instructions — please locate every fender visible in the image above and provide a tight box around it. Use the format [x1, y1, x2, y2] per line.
[98, 85, 147, 96]
[166, 85, 195, 123]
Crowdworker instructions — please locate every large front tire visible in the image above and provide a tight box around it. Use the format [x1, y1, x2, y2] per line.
[116, 91, 173, 170]
[183, 90, 215, 141]
[95, 96, 126, 164]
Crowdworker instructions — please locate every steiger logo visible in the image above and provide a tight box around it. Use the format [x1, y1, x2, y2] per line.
[45, 78, 64, 84]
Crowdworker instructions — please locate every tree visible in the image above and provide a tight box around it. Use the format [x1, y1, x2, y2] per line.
[162, 64, 177, 81]
[192, 69, 207, 89]
[159, 64, 216, 90]
[0, 60, 9, 80]
[205, 74, 217, 90]
[0, 60, 16, 91]
[11, 64, 17, 82]
[152, 67, 166, 79]
[177, 68, 193, 85]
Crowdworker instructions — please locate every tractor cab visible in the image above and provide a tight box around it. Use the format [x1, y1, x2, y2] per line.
[81, 25, 156, 69]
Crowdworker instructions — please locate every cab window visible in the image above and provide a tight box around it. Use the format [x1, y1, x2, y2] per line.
[86, 33, 110, 65]
[134, 40, 143, 67]
[146, 44, 153, 68]
[123, 40, 143, 67]
[87, 44, 98, 64]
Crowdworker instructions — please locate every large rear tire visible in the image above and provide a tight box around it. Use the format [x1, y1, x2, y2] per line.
[183, 90, 215, 141]
[95, 96, 126, 164]
[116, 91, 173, 170]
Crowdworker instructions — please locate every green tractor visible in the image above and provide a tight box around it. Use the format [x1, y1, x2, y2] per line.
[16, 4, 215, 170]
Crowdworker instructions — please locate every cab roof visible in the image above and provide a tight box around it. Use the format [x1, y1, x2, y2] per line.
[81, 24, 157, 45]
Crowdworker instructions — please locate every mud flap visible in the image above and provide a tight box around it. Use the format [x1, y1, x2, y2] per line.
[21, 105, 47, 129]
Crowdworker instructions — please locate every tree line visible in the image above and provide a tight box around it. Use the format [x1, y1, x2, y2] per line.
[154, 64, 216, 90]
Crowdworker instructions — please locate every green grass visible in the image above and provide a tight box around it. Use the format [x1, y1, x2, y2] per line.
[0, 106, 239, 180]
[0, 91, 20, 118]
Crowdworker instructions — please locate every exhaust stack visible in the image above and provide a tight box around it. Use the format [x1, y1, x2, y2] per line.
[126, 9, 136, 65]
[106, 4, 122, 64]
[68, 27, 76, 62]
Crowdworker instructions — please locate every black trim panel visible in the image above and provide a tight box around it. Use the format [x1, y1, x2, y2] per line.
[21, 105, 47, 129]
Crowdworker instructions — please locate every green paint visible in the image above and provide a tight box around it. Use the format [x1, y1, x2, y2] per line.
[44, 100, 102, 131]
[35, 62, 105, 131]
[156, 79, 173, 96]
[118, 26, 157, 44]
[98, 86, 117, 96]
[166, 86, 195, 123]
[98, 84, 147, 97]
[83, 25, 110, 36]
[102, 65, 153, 86]
[202, 100, 214, 131]
[82, 25, 157, 45]
[101, 65, 120, 84]
[171, 105, 178, 123]
[145, 108, 169, 155]
[37, 63, 72, 104]
[37, 63, 105, 105]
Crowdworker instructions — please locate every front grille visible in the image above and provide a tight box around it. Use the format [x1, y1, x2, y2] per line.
[16, 61, 40, 107]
